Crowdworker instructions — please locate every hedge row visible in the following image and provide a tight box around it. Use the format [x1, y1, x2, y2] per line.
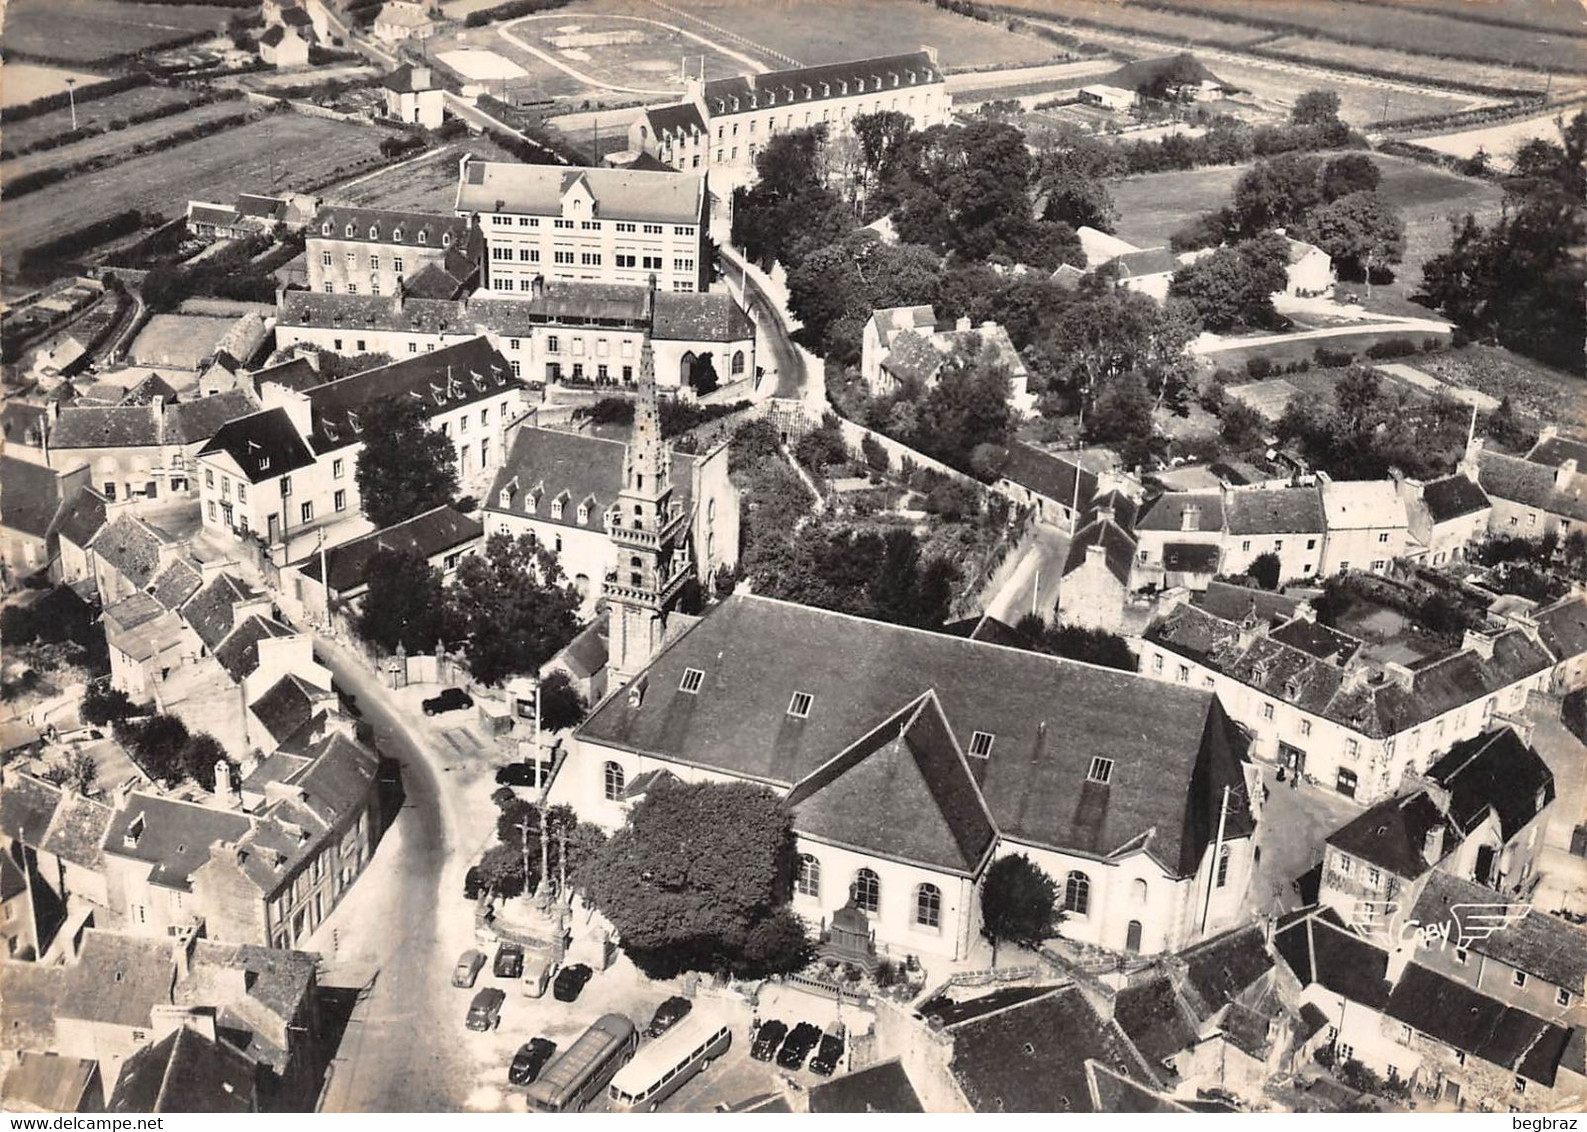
[15, 210, 152, 279]
[463, 0, 571, 27]
[1247, 44, 1542, 98]
[2, 89, 243, 160]
[1385, 95, 1558, 135]
[5, 29, 214, 72]
[5, 111, 253, 199]
[2, 73, 154, 124]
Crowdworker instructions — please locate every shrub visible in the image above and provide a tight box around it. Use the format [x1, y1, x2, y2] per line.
[1365, 337, 1418, 360]
[1313, 345, 1356, 369]
[81, 684, 137, 725]
[1244, 355, 1274, 379]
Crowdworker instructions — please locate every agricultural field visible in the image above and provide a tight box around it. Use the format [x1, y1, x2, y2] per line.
[1193, 54, 1487, 126]
[0, 115, 392, 276]
[1415, 111, 1579, 169]
[1347, 0, 1587, 36]
[996, 0, 1277, 47]
[0, 101, 252, 182]
[566, 0, 1059, 69]
[1, 63, 109, 107]
[1146, 0, 1587, 74]
[2, 87, 217, 159]
[333, 137, 527, 213]
[1259, 35, 1571, 97]
[2, 0, 233, 65]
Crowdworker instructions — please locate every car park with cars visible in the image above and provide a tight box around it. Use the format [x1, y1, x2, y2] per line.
[809, 1022, 846, 1076]
[553, 963, 594, 1002]
[749, 1019, 787, 1062]
[645, 995, 693, 1039]
[466, 987, 506, 1031]
[509, 1038, 558, 1086]
[775, 1022, 822, 1070]
[422, 687, 474, 716]
[494, 942, 525, 979]
[452, 949, 486, 988]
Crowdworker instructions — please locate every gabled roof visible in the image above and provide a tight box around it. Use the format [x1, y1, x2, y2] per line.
[0, 773, 62, 847]
[120, 372, 180, 406]
[166, 390, 259, 445]
[485, 427, 699, 534]
[1327, 789, 1462, 880]
[382, 62, 434, 92]
[644, 101, 705, 138]
[309, 205, 469, 248]
[1135, 491, 1222, 533]
[215, 615, 296, 683]
[807, 1059, 925, 1113]
[0, 455, 63, 540]
[2, 1051, 99, 1113]
[1526, 433, 1587, 470]
[62, 930, 179, 1028]
[150, 558, 203, 611]
[1320, 478, 1407, 531]
[1109, 247, 1178, 277]
[1087, 1062, 1192, 1113]
[183, 573, 260, 651]
[296, 505, 481, 593]
[999, 442, 1097, 511]
[579, 595, 1252, 875]
[1411, 872, 1587, 993]
[1426, 726, 1554, 842]
[702, 51, 941, 119]
[948, 985, 1154, 1113]
[250, 357, 323, 396]
[48, 404, 161, 448]
[0, 852, 27, 902]
[1474, 447, 1587, 523]
[1421, 473, 1490, 524]
[786, 692, 996, 874]
[651, 291, 755, 343]
[879, 330, 943, 386]
[1196, 580, 1303, 623]
[108, 1025, 257, 1113]
[40, 793, 113, 872]
[1178, 922, 1273, 1015]
[250, 674, 325, 746]
[456, 160, 704, 226]
[1063, 516, 1136, 584]
[1386, 964, 1571, 1086]
[1272, 905, 1392, 1009]
[89, 513, 172, 589]
[0, 964, 67, 1050]
[197, 406, 317, 484]
[1223, 486, 1325, 535]
[102, 795, 253, 891]
[1113, 975, 1199, 1067]
[1532, 594, 1587, 664]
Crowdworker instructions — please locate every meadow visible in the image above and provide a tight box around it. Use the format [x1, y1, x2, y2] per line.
[993, 0, 1276, 46]
[3, 0, 233, 64]
[1, 63, 109, 107]
[1, 91, 223, 166]
[1187, 55, 1484, 127]
[1259, 36, 1569, 97]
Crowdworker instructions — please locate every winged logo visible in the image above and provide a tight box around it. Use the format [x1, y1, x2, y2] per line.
[1448, 903, 1530, 948]
[1346, 900, 1401, 948]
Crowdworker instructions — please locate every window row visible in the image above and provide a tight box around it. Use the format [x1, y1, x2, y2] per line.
[795, 857, 941, 929]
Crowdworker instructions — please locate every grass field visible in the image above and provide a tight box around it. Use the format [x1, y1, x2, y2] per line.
[1416, 111, 1576, 167]
[130, 314, 236, 368]
[1149, 0, 1587, 74]
[997, 0, 1276, 46]
[1, 101, 243, 180]
[566, 0, 1059, 69]
[1345, 0, 1587, 36]
[1, 115, 392, 275]
[1260, 35, 1568, 96]
[1, 62, 110, 107]
[333, 137, 526, 213]
[3, 0, 233, 64]
[1192, 54, 1485, 125]
[2, 85, 201, 154]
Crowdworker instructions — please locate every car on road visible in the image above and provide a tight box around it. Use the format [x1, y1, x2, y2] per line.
[553, 963, 594, 1002]
[452, 949, 486, 988]
[494, 942, 525, 980]
[423, 687, 474, 716]
[508, 1038, 558, 1085]
[495, 761, 543, 787]
[776, 1022, 821, 1070]
[645, 995, 693, 1039]
[809, 1022, 845, 1077]
[466, 987, 506, 1031]
[749, 1019, 787, 1062]
[464, 866, 487, 902]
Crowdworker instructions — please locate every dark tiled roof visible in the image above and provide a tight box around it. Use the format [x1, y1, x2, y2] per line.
[1327, 791, 1461, 880]
[918, 985, 1054, 1027]
[1063, 517, 1136, 584]
[1386, 964, 1570, 1086]
[0, 773, 62, 847]
[497, 281, 649, 324]
[183, 573, 260, 651]
[103, 795, 253, 891]
[48, 404, 161, 448]
[108, 1025, 257, 1113]
[0, 456, 62, 540]
[1527, 434, 1587, 470]
[250, 674, 323, 745]
[166, 390, 260, 445]
[1411, 872, 1587, 992]
[296, 505, 481, 593]
[703, 52, 941, 118]
[1113, 976, 1199, 1066]
[808, 1059, 925, 1114]
[786, 692, 997, 874]
[555, 615, 608, 679]
[382, 62, 433, 92]
[1087, 1062, 1191, 1113]
[0, 852, 26, 902]
[197, 407, 317, 484]
[1223, 486, 1325, 535]
[235, 193, 288, 219]
[1269, 617, 1360, 664]
[215, 615, 297, 683]
[310, 205, 468, 249]
[485, 427, 699, 535]
[250, 357, 323, 395]
[651, 291, 755, 343]
[949, 986, 1152, 1113]
[89, 513, 170, 589]
[879, 331, 943, 386]
[40, 793, 113, 872]
[1136, 492, 1222, 533]
[62, 930, 178, 1028]
[150, 558, 203, 611]
[1426, 727, 1554, 842]
[1475, 448, 1587, 523]
[120, 372, 180, 405]
[1000, 443, 1097, 511]
[579, 595, 1253, 875]
[1272, 906, 1391, 1009]
[1178, 923, 1273, 1015]
[0, 964, 67, 1050]
[1422, 474, 1490, 523]
[1533, 595, 1587, 665]
[1195, 580, 1302, 623]
[644, 101, 706, 138]
[2, 401, 48, 446]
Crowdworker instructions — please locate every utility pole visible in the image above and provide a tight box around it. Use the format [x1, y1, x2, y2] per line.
[65, 78, 78, 131]
[1200, 785, 1232, 934]
[518, 812, 533, 908]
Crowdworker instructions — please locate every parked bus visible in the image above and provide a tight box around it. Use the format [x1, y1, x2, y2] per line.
[607, 1014, 731, 1112]
[524, 1013, 639, 1113]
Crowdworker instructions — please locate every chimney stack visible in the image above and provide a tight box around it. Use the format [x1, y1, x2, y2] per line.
[1462, 628, 1497, 660]
[1422, 824, 1445, 866]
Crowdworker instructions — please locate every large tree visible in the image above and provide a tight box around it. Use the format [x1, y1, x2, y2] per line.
[1226, 153, 1323, 239]
[355, 547, 449, 654]
[981, 853, 1060, 961]
[583, 780, 808, 979]
[1319, 153, 1382, 202]
[1300, 190, 1405, 293]
[785, 229, 941, 363]
[1168, 232, 1290, 332]
[355, 398, 460, 529]
[447, 533, 581, 685]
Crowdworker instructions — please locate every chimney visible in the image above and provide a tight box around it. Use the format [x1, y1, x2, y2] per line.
[1382, 661, 1415, 691]
[150, 1007, 217, 1043]
[1556, 458, 1577, 488]
[1181, 503, 1201, 532]
[172, 925, 200, 981]
[920, 43, 939, 66]
[1422, 824, 1445, 866]
[1094, 501, 1114, 525]
[1462, 628, 1497, 660]
[413, 64, 432, 88]
[1085, 543, 1106, 568]
[955, 315, 971, 333]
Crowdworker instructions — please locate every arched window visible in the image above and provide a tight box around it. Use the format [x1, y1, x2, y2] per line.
[1132, 878, 1148, 904]
[796, 854, 820, 898]
[732, 350, 745, 375]
[1216, 844, 1231, 888]
[853, 868, 880, 914]
[1126, 920, 1143, 953]
[1064, 871, 1090, 916]
[603, 761, 625, 801]
[915, 883, 941, 929]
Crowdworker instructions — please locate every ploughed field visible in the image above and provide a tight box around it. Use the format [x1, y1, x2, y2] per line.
[3, 0, 233, 64]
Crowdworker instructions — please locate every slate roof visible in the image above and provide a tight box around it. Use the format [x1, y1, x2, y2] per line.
[108, 1025, 257, 1113]
[183, 573, 260, 651]
[487, 282, 649, 325]
[1223, 486, 1325, 535]
[215, 615, 297, 683]
[120, 372, 180, 405]
[47, 392, 257, 450]
[197, 406, 317, 484]
[295, 505, 481, 593]
[1178, 922, 1273, 1016]
[486, 427, 699, 535]
[948, 986, 1153, 1113]
[1136, 492, 1222, 533]
[807, 1059, 925, 1113]
[1411, 872, 1587, 993]
[1063, 516, 1136, 584]
[39, 793, 113, 872]
[1163, 542, 1221, 573]
[250, 357, 323, 395]
[785, 692, 997, 874]
[456, 161, 704, 226]
[1422, 474, 1490, 523]
[382, 62, 434, 92]
[150, 558, 203, 610]
[89, 513, 171, 589]
[918, 985, 1054, 1027]
[1087, 1062, 1191, 1113]
[62, 930, 178, 1028]
[1272, 906, 1392, 1009]
[1386, 964, 1570, 1086]
[643, 101, 705, 138]
[180, 940, 318, 1070]
[0, 773, 64, 847]
[702, 51, 941, 118]
[579, 595, 1253, 876]
[1196, 580, 1303, 623]
[1532, 595, 1587, 665]
[1425, 727, 1554, 842]
[250, 674, 324, 745]
[1475, 447, 1587, 523]
[0, 964, 68, 1051]
[2, 1051, 99, 1112]
[103, 795, 253, 891]
[651, 291, 755, 343]
[554, 615, 609, 680]
[1527, 433, 1587, 470]
[1327, 790, 1462, 880]
[310, 205, 468, 249]
[999, 443, 1097, 511]
[166, 391, 259, 445]
[0, 456, 62, 539]
[879, 330, 944, 386]
[1113, 975, 1199, 1067]
[0, 852, 27, 902]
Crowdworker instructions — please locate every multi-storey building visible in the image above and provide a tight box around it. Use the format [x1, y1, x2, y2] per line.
[628, 50, 951, 184]
[305, 206, 482, 299]
[454, 157, 709, 293]
[1463, 429, 1587, 543]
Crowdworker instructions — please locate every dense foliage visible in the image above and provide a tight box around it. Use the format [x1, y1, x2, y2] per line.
[354, 398, 461, 528]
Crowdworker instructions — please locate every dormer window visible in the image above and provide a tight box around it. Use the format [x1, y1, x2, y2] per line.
[1087, 757, 1114, 784]
[345, 223, 355, 237]
[321, 222, 331, 235]
[552, 498, 565, 519]
[393, 226, 403, 241]
[442, 234, 452, 247]
[369, 225, 379, 239]
[820, 82, 829, 96]
[259, 455, 271, 471]
[969, 731, 994, 758]
[787, 691, 813, 718]
[680, 667, 705, 694]
[348, 412, 362, 433]
[418, 231, 427, 244]
[125, 813, 146, 848]
[577, 503, 589, 524]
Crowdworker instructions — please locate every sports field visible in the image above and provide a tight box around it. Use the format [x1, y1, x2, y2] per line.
[333, 137, 527, 213]
[3, 0, 233, 65]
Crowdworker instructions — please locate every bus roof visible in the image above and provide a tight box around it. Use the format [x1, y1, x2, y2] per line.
[609, 1013, 725, 1094]
[527, 1013, 637, 1102]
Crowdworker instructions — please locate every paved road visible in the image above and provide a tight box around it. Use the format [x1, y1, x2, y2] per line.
[983, 520, 1071, 626]
[1191, 317, 1453, 356]
[722, 248, 819, 405]
[312, 634, 478, 1112]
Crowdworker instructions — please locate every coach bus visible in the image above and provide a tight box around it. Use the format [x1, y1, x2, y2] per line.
[607, 1014, 731, 1112]
[524, 1013, 639, 1112]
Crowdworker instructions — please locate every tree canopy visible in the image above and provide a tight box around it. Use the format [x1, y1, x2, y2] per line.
[448, 533, 582, 686]
[355, 398, 461, 528]
[1169, 232, 1290, 332]
[980, 853, 1060, 958]
[1300, 190, 1405, 285]
[355, 548, 449, 654]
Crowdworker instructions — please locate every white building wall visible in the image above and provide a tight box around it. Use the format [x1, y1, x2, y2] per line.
[1321, 525, 1409, 577]
[1219, 529, 1324, 582]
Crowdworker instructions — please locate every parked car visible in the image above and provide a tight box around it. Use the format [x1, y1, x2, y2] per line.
[521, 951, 558, 998]
[466, 987, 506, 1031]
[494, 942, 525, 980]
[809, 1022, 846, 1077]
[452, 949, 486, 988]
[750, 1019, 788, 1062]
[508, 1038, 557, 1085]
[776, 1022, 822, 1070]
[495, 761, 539, 787]
[552, 963, 593, 1002]
[423, 688, 474, 716]
[463, 867, 487, 902]
[645, 995, 693, 1038]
